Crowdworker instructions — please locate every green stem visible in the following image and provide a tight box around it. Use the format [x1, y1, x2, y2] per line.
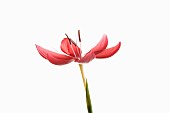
[86, 79, 93, 113]
[78, 64, 93, 113]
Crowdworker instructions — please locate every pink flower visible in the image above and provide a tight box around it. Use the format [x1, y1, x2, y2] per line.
[35, 30, 121, 65]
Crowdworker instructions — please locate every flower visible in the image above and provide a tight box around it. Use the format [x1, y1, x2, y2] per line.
[36, 30, 121, 113]
[35, 30, 121, 65]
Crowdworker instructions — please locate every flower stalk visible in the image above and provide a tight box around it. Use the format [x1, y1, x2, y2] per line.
[79, 64, 93, 113]
[79, 64, 86, 89]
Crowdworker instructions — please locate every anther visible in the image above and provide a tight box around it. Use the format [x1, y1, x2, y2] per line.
[65, 33, 71, 44]
[65, 33, 77, 57]
[78, 30, 81, 42]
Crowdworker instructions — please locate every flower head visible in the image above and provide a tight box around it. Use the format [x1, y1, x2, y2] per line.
[35, 30, 121, 65]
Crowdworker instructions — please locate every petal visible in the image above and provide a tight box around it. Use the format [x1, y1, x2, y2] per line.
[96, 42, 121, 58]
[60, 38, 70, 55]
[35, 44, 73, 60]
[91, 34, 108, 54]
[60, 38, 81, 57]
[78, 50, 96, 63]
[35, 44, 51, 59]
[47, 54, 74, 65]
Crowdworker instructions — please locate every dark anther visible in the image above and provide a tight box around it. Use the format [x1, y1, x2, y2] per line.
[78, 30, 81, 42]
[65, 33, 72, 44]
[65, 33, 77, 45]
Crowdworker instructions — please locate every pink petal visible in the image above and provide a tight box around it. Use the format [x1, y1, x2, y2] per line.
[78, 50, 96, 63]
[96, 42, 121, 58]
[91, 34, 108, 54]
[35, 44, 73, 60]
[35, 44, 49, 59]
[47, 54, 74, 65]
[60, 38, 81, 57]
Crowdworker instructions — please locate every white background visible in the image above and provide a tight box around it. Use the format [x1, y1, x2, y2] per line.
[0, 0, 170, 113]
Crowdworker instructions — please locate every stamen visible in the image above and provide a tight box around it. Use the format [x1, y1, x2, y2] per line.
[65, 33, 77, 58]
[75, 38, 81, 59]
[65, 33, 77, 45]
[65, 33, 71, 44]
[78, 30, 82, 58]
[71, 45, 77, 57]
[78, 30, 81, 42]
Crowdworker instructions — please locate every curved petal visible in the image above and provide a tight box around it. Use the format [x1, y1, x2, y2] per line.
[78, 50, 96, 63]
[47, 54, 74, 65]
[96, 42, 121, 58]
[60, 38, 81, 57]
[35, 44, 73, 60]
[90, 34, 108, 54]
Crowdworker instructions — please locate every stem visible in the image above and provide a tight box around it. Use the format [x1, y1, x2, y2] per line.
[78, 64, 86, 89]
[78, 64, 93, 113]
